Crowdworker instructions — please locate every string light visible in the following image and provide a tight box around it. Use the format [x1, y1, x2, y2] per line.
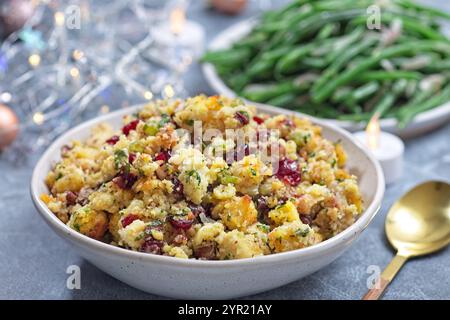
[33, 112, 44, 125]
[0, 92, 12, 103]
[72, 50, 84, 61]
[163, 85, 175, 98]
[54, 12, 65, 26]
[70, 67, 80, 78]
[28, 54, 41, 67]
[144, 91, 153, 100]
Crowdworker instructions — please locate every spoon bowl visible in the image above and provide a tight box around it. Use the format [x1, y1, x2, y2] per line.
[363, 180, 450, 300]
[386, 181, 450, 257]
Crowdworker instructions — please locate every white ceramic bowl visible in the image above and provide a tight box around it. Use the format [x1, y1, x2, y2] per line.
[31, 104, 385, 299]
[202, 18, 450, 138]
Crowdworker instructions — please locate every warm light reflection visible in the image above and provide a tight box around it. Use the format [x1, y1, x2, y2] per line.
[144, 91, 153, 100]
[100, 105, 110, 114]
[54, 12, 65, 26]
[1, 92, 12, 103]
[366, 112, 380, 150]
[170, 7, 186, 35]
[72, 50, 84, 60]
[70, 67, 80, 78]
[28, 54, 41, 67]
[393, 208, 422, 236]
[164, 85, 175, 98]
[33, 112, 44, 125]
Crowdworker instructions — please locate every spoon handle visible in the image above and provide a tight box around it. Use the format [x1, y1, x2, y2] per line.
[362, 254, 408, 300]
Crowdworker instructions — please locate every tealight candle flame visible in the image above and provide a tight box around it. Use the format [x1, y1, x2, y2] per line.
[170, 7, 186, 35]
[366, 112, 380, 150]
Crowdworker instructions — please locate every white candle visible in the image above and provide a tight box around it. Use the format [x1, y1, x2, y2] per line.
[150, 19, 205, 59]
[354, 130, 404, 185]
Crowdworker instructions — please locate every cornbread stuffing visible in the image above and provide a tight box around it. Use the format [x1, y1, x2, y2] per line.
[42, 95, 363, 260]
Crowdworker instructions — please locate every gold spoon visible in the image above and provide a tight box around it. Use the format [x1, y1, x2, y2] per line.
[363, 180, 450, 300]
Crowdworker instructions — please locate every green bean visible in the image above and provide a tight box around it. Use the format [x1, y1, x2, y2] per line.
[227, 74, 251, 92]
[372, 79, 408, 117]
[356, 71, 422, 82]
[349, 13, 449, 41]
[350, 82, 380, 102]
[337, 113, 372, 121]
[331, 87, 352, 104]
[312, 32, 375, 94]
[241, 82, 295, 102]
[424, 59, 450, 72]
[301, 57, 328, 69]
[275, 44, 315, 74]
[397, 84, 450, 127]
[233, 32, 268, 49]
[267, 93, 298, 108]
[316, 22, 338, 40]
[284, 9, 366, 46]
[393, 0, 450, 21]
[312, 40, 450, 103]
[201, 48, 251, 66]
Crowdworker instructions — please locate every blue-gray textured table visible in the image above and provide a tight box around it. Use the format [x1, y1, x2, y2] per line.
[0, 1, 449, 300]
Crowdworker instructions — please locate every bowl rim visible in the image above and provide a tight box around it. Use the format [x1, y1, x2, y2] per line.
[31, 104, 385, 268]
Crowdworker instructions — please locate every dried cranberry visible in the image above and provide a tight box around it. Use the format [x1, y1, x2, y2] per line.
[169, 216, 194, 230]
[283, 118, 295, 127]
[106, 135, 120, 145]
[235, 111, 249, 125]
[61, 145, 72, 156]
[66, 191, 78, 206]
[113, 171, 138, 189]
[235, 144, 250, 161]
[300, 214, 313, 226]
[253, 116, 264, 125]
[122, 214, 139, 228]
[188, 202, 205, 218]
[203, 203, 213, 217]
[281, 173, 301, 186]
[128, 152, 136, 164]
[276, 157, 301, 186]
[194, 243, 217, 260]
[122, 119, 139, 136]
[256, 197, 271, 224]
[154, 150, 171, 163]
[140, 239, 163, 255]
[171, 177, 184, 197]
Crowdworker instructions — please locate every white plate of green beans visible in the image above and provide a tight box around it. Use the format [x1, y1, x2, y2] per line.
[202, 0, 450, 137]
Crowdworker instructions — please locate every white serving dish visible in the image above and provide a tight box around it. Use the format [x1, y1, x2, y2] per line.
[202, 19, 450, 138]
[31, 104, 384, 299]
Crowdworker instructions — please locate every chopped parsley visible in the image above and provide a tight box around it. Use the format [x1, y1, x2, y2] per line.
[256, 223, 270, 233]
[331, 158, 337, 168]
[290, 131, 311, 148]
[250, 168, 257, 176]
[218, 169, 238, 185]
[184, 119, 195, 126]
[55, 172, 63, 180]
[158, 113, 170, 127]
[185, 170, 201, 186]
[295, 228, 310, 237]
[114, 149, 128, 170]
